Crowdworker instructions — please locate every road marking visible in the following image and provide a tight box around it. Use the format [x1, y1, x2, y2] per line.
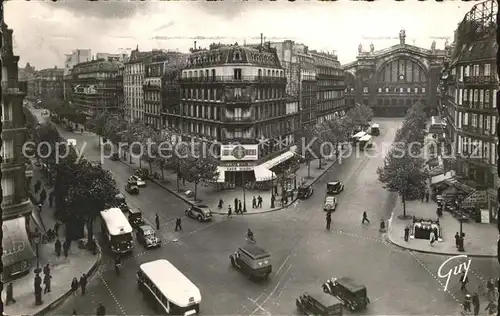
[100, 275, 127, 316]
[275, 253, 292, 277]
[247, 297, 271, 316]
[250, 264, 292, 316]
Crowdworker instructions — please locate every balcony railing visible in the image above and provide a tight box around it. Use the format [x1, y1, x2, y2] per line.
[180, 75, 287, 84]
[461, 124, 481, 134]
[221, 115, 254, 123]
[224, 94, 254, 103]
[463, 75, 497, 84]
[1, 195, 15, 206]
[143, 83, 162, 90]
[1, 81, 27, 95]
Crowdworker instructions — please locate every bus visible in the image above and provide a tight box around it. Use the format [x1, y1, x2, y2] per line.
[100, 207, 134, 254]
[358, 134, 373, 150]
[137, 259, 201, 316]
[351, 131, 367, 143]
[429, 116, 446, 134]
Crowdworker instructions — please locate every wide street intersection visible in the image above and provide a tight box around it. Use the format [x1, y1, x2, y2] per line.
[30, 111, 498, 315]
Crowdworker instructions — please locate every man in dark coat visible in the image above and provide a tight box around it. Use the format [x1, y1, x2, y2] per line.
[234, 198, 238, 214]
[404, 226, 410, 242]
[252, 196, 257, 208]
[39, 188, 47, 205]
[63, 241, 70, 258]
[258, 195, 263, 208]
[362, 211, 370, 224]
[155, 214, 160, 230]
[43, 273, 52, 293]
[6, 282, 16, 305]
[271, 194, 275, 208]
[472, 292, 480, 316]
[460, 271, 469, 292]
[238, 200, 242, 214]
[80, 273, 87, 296]
[55, 239, 62, 257]
[43, 263, 50, 277]
[54, 222, 60, 237]
[326, 212, 332, 230]
[175, 217, 182, 231]
[455, 232, 460, 249]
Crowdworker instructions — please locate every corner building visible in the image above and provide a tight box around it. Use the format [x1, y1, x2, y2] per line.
[344, 30, 445, 117]
[1, 20, 36, 280]
[176, 43, 299, 187]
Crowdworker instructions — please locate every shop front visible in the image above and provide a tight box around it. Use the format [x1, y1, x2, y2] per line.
[2, 216, 36, 281]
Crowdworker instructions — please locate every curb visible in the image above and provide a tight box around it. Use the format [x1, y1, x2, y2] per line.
[118, 151, 344, 216]
[33, 239, 103, 316]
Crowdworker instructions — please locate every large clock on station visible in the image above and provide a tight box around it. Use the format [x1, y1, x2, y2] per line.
[399, 74, 405, 80]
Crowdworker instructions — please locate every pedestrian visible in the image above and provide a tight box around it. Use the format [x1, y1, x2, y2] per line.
[486, 278, 495, 301]
[43, 273, 52, 293]
[252, 196, 257, 208]
[63, 241, 69, 258]
[228, 206, 232, 218]
[54, 222, 60, 237]
[425, 191, 430, 202]
[218, 199, 223, 209]
[420, 192, 425, 202]
[463, 294, 472, 312]
[34, 179, 41, 194]
[72, 309, 77, 316]
[38, 203, 43, 213]
[326, 212, 332, 230]
[472, 292, 480, 316]
[258, 195, 262, 208]
[379, 219, 386, 232]
[96, 303, 106, 316]
[238, 200, 242, 213]
[175, 217, 182, 231]
[40, 188, 47, 205]
[234, 198, 238, 214]
[460, 271, 469, 292]
[80, 273, 87, 296]
[43, 263, 50, 277]
[55, 239, 62, 257]
[404, 226, 410, 241]
[49, 192, 54, 207]
[71, 277, 79, 295]
[361, 211, 370, 224]
[6, 282, 16, 305]
[485, 301, 497, 315]
[155, 214, 160, 230]
[455, 232, 460, 249]
[429, 230, 436, 246]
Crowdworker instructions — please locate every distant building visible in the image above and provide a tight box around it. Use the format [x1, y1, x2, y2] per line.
[1, 20, 36, 280]
[96, 52, 128, 62]
[63, 49, 92, 101]
[177, 42, 298, 187]
[32, 67, 64, 106]
[18, 62, 37, 101]
[439, 0, 498, 223]
[68, 59, 123, 117]
[344, 29, 446, 117]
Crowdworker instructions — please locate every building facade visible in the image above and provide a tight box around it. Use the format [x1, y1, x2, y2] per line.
[344, 30, 446, 117]
[63, 49, 92, 101]
[18, 62, 36, 101]
[310, 51, 347, 124]
[440, 0, 498, 223]
[1, 21, 36, 280]
[174, 43, 299, 187]
[32, 67, 64, 105]
[68, 59, 123, 117]
[95, 52, 128, 62]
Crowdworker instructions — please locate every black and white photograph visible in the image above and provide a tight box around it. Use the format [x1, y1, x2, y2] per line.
[2, 0, 499, 315]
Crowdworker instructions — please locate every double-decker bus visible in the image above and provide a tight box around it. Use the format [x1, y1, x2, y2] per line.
[137, 259, 201, 316]
[100, 207, 134, 254]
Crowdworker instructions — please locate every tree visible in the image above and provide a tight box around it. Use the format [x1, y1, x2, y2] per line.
[169, 141, 191, 192]
[319, 117, 348, 159]
[295, 126, 321, 178]
[377, 142, 428, 219]
[179, 147, 219, 201]
[345, 103, 374, 131]
[85, 111, 109, 140]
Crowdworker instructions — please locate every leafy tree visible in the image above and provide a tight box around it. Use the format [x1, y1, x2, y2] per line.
[179, 148, 219, 201]
[377, 142, 428, 218]
[86, 111, 110, 140]
[169, 141, 191, 192]
[345, 103, 374, 131]
[295, 126, 321, 178]
[140, 125, 159, 174]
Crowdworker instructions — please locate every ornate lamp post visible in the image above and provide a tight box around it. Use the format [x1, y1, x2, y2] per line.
[33, 229, 43, 305]
[33, 229, 41, 272]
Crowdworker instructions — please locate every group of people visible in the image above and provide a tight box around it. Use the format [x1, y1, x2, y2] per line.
[70, 273, 88, 296]
[460, 272, 497, 315]
[55, 238, 72, 258]
[155, 214, 182, 231]
[32, 263, 53, 305]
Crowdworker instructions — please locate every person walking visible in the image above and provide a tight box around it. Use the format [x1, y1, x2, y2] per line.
[175, 217, 182, 231]
[49, 191, 54, 207]
[455, 232, 460, 249]
[404, 226, 410, 242]
[472, 292, 480, 316]
[155, 214, 160, 230]
[252, 196, 257, 208]
[96, 303, 106, 316]
[270, 194, 275, 208]
[485, 300, 497, 315]
[6, 282, 16, 305]
[234, 198, 238, 214]
[71, 277, 79, 295]
[326, 212, 332, 230]
[54, 222, 60, 237]
[63, 241, 70, 258]
[80, 273, 87, 296]
[361, 211, 370, 224]
[43, 263, 50, 277]
[39, 188, 47, 205]
[429, 230, 436, 246]
[460, 271, 469, 292]
[218, 199, 223, 209]
[55, 239, 62, 257]
[227, 206, 232, 218]
[43, 272, 52, 293]
[258, 195, 262, 208]
[425, 191, 430, 202]
[238, 200, 242, 214]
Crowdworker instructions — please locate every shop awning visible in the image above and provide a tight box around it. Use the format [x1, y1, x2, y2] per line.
[431, 171, 455, 185]
[2, 216, 36, 268]
[260, 150, 294, 170]
[254, 166, 276, 182]
[216, 166, 226, 183]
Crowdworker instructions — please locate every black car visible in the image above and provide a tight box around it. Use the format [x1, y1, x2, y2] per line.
[114, 193, 129, 212]
[135, 224, 161, 249]
[128, 208, 145, 228]
[327, 181, 344, 195]
[298, 184, 314, 200]
[185, 205, 212, 222]
[323, 277, 370, 311]
[296, 292, 343, 316]
[125, 182, 139, 194]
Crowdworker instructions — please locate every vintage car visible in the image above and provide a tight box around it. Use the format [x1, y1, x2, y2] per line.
[125, 182, 139, 194]
[369, 123, 380, 136]
[128, 208, 145, 228]
[114, 193, 130, 212]
[296, 292, 343, 316]
[185, 205, 212, 222]
[129, 175, 146, 187]
[327, 181, 344, 195]
[323, 277, 370, 311]
[323, 196, 338, 212]
[229, 245, 272, 280]
[136, 224, 161, 249]
[297, 184, 314, 200]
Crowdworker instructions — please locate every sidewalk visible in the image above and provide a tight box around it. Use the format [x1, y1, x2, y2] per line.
[120, 153, 342, 215]
[3, 168, 102, 316]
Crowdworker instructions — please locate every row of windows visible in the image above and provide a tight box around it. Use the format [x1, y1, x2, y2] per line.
[145, 91, 161, 102]
[180, 103, 287, 121]
[316, 111, 346, 124]
[455, 112, 497, 136]
[315, 68, 343, 77]
[124, 64, 145, 75]
[316, 80, 344, 87]
[376, 99, 426, 106]
[145, 103, 161, 116]
[145, 116, 161, 130]
[454, 88, 497, 109]
[457, 136, 496, 166]
[454, 63, 494, 79]
[359, 87, 427, 94]
[317, 98, 345, 112]
[182, 68, 284, 79]
[77, 72, 120, 80]
[124, 75, 145, 86]
[318, 90, 344, 100]
[124, 87, 144, 98]
[181, 87, 285, 102]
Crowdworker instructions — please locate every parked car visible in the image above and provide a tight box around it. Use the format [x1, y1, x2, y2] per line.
[323, 196, 338, 212]
[323, 277, 370, 311]
[185, 205, 212, 222]
[296, 292, 343, 316]
[128, 208, 145, 228]
[369, 123, 380, 136]
[229, 245, 272, 280]
[297, 184, 314, 200]
[125, 182, 139, 194]
[66, 125, 74, 132]
[114, 193, 129, 212]
[129, 175, 146, 187]
[135, 224, 161, 249]
[327, 181, 344, 195]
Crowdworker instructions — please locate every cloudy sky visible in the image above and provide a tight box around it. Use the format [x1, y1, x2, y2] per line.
[6, 0, 478, 70]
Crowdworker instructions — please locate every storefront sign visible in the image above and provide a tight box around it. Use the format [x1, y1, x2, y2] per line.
[461, 190, 487, 208]
[437, 254, 471, 292]
[480, 209, 490, 223]
[2, 240, 26, 257]
[220, 144, 258, 161]
[224, 166, 254, 172]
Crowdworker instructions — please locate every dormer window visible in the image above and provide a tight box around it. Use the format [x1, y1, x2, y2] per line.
[234, 51, 242, 61]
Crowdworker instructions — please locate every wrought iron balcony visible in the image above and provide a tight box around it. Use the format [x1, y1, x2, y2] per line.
[224, 94, 254, 103]
[1, 195, 15, 207]
[1, 80, 27, 95]
[463, 75, 497, 85]
[220, 114, 255, 123]
[180, 75, 286, 84]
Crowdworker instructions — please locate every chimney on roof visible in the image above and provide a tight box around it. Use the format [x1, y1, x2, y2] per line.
[260, 33, 263, 46]
[194, 41, 197, 50]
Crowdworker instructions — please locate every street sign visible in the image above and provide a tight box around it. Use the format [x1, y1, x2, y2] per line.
[461, 190, 487, 207]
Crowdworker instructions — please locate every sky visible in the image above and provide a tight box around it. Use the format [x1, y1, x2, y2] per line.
[6, 0, 480, 70]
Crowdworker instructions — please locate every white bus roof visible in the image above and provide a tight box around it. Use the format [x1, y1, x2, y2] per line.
[371, 123, 379, 128]
[359, 135, 372, 142]
[140, 259, 202, 307]
[100, 208, 133, 236]
[353, 131, 366, 138]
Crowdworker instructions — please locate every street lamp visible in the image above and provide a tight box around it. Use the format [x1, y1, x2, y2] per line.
[242, 171, 247, 213]
[458, 217, 466, 252]
[33, 230, 41, 272]
[33, 229, 43, 305]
